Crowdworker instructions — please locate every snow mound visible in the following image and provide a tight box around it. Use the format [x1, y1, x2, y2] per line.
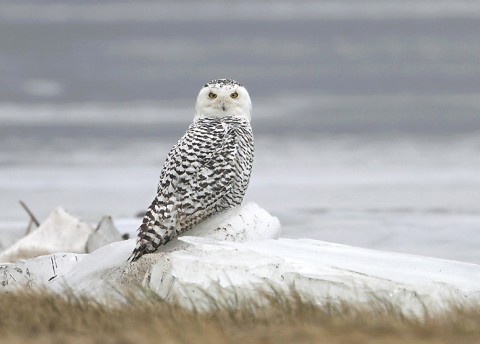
[86, 216, 123, 253]
[0, 208, 94, 263]
[183, 202, 281, 242]
[0, 203, 281, 299]
[50, 203, 281, 299]
[0, 253, 83, 291]
[150, 237, 480, 314]
[1, 202, 479, 316]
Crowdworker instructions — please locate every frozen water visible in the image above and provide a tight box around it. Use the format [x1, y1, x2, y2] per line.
[150, 236, 480, 314]
[0, 207, 94, 262]
[86, 216, 123, 253]
[1, 204, 478, 316]
[0, 203, 280, 298]
[0, 253, 83, 291]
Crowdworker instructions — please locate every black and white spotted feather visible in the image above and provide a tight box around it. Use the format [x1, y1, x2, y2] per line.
[129, 79, 254, 262]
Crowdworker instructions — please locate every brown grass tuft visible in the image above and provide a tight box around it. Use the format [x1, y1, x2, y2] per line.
[0, 289, 479, 343]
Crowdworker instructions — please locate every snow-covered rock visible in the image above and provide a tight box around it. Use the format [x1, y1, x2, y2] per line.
[86, 216, 123, 253]
[0, 253, 83, 291]
[150, 237, 480, 314]
[50, 203, 281, 298]
[0, 207, 94, 263]
[187, 202, 281, 241]
[1, 202, 479, 316]
[0, 202, 281, 298]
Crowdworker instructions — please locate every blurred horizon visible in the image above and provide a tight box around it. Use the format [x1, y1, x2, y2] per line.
[1, 0, 480, 137]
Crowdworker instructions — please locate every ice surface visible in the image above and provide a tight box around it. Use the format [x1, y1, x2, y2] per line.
[1, 203, 478, 316]
[0, 208, 94, 263]
[150, 236, 480, 314]
[46, 203, 280, 299]
[0, 253, 83, 291]
[86, 216, 123, 253]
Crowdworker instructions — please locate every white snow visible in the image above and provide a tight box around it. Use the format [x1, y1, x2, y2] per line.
[0, 203, 281, 296]
[150, 237, 480, 314]
[0, 208, 124, 263]
[47, 203, 281, 299]
[0, 208, 94, 263]
[86, 216, 123, 253]
[0, 202, 479, 316]
[0, 252, 83, 291]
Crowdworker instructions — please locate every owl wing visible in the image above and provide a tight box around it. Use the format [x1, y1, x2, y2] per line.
[128, 119, 238, 262]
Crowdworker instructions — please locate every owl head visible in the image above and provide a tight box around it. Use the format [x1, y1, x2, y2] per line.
[195, 79, 252, 121]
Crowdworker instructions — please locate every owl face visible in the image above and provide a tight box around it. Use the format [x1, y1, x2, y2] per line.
[195, 79, 252, 121]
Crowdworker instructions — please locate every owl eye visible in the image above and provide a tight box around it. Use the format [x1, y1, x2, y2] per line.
[208, 92, 217, 99]
[230, 92, 238, 99]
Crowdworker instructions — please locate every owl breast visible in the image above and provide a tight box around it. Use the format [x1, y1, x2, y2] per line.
[215, 116, 254, 212]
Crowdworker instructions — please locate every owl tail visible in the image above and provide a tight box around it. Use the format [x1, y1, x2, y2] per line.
[127, 241, 148, 262]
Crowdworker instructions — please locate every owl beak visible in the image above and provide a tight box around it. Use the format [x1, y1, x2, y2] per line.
[221, 103, 227, 112]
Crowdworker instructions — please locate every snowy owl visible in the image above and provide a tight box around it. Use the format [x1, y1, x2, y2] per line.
[128, 79, 254, 262]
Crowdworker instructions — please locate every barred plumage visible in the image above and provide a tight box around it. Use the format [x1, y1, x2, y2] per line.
[129, 79, 254, 262]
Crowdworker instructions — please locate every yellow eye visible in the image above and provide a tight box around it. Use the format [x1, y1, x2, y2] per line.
[208, 92, 217, 99]
[230, 92, 238, 99]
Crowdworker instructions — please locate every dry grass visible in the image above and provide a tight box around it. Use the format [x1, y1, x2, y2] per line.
[0, 289, 479, 344]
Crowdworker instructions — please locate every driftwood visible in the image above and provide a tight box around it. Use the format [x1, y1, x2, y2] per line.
[19, 201, 40, 236]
